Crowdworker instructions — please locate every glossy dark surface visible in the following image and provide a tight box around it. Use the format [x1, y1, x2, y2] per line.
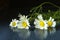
[0, 22, 60, 40]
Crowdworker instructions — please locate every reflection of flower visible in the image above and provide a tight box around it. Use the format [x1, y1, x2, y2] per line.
[34, 14, 48, 30]
[48, 27, 56, 34]
[17, 15, 30, 29]
[47, 17, 56, 27]
[34, 29, 48, 40]
[17, 29, 30, 39]
[10, 19, 19, 27]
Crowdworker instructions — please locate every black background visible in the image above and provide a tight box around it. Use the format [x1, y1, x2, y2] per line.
[0, 0, 60, 22]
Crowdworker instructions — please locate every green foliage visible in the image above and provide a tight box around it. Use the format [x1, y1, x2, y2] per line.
[29, 2, 60, 23]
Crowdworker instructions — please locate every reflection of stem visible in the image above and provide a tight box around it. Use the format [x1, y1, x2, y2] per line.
[48, 27, 56, 34]
[30, 2, 60, 13]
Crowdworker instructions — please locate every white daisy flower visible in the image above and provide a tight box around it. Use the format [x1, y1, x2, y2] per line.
[10, 19, 19, 27]
[17, 15, 30, 29]
[34, 15, 48, 30]
[47, 17, 56, 27]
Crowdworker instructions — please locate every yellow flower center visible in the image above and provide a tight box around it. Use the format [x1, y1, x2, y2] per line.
[22, 21, 27, 28]
[12, 22, 16, 27]
[39, 21, 45, 27]
[48, 21, 53, 27]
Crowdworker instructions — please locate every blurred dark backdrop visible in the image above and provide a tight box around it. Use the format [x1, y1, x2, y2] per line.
[0, 0, 60, 22]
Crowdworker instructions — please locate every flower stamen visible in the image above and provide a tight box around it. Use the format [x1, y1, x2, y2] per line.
[39, 21, 45, 27]
[22, 21, 28, 28]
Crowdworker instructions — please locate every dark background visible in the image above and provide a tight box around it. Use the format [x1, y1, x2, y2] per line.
[0, 0, 60, 22]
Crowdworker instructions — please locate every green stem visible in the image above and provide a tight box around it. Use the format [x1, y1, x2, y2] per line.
[30, 2, 60, 13]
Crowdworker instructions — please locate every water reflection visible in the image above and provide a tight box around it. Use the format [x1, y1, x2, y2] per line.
[11, 28, 31, 39]
[34, 29, 48, 40]
[48, 27, 56, 35]
[10, 27, 56, 40]
[34, 28, 56, 40]
[17, 29, 30, 39]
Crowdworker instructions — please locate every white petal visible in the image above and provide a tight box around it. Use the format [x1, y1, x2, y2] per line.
[26, 16, 28, 18]
[17, 27, 24, 29]
[49, 17, 52, 21]
[18, 14, 22, 17]
[19, 15, 26, 20]
[34, 19, 39, 24]
[52, 21, 56, 27]
[44, 25, 48, 30]
[44, 20, 47, 23]
[10, 22, 12, 26]
[34, 21, 36, 25]
[44, 23, 48, 30]
[34, 21, 37, 25]
[52, 19, 54, 22]
[14, 19, 17, 21]
[25, 27, 29, 29]
[40, 27, 44, 30]
[35, 25, 40, 28]
[17, 24, 24, 29]
[38, 14, 43, 20]
[17, 22, 23, 28]
[44, 27, 48, 30]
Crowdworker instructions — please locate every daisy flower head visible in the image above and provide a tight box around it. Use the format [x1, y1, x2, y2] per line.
[47, 17, 56, 27]
[34, 15, 48, 30]
[10, 19, 19, 27]
[17, 15, 30, 29]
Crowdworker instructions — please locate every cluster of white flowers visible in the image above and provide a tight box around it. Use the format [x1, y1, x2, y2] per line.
[34, 14, 56, 30]
[10, 14, 56, 30]
[10, 14, 30, 29]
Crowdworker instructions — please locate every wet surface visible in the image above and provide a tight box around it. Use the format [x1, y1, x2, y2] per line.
[0, 22, 60, 40]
